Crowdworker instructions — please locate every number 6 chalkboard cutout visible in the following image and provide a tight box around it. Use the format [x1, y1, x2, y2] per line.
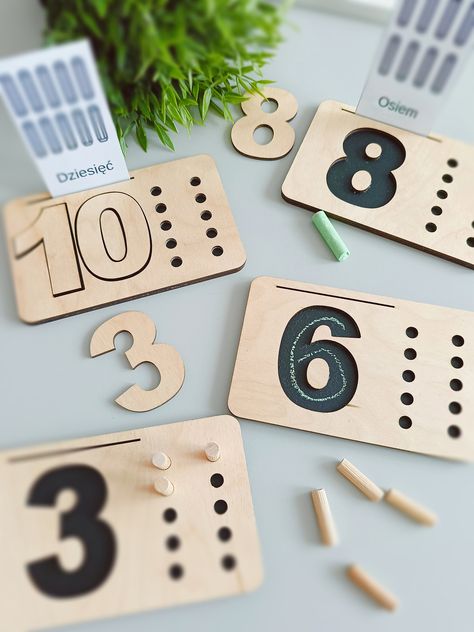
[90, 311, 185, 412]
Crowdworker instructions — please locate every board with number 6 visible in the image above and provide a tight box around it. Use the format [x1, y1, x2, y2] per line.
[3, 154, 246, 323]
[282, 100, 474, 268]
[228, 277, 474, 461]
[0, 416, 262, 631]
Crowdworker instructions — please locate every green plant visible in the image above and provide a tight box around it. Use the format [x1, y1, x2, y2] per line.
[42, 0, 288, 151]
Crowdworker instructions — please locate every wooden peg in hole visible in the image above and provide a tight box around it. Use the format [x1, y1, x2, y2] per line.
[154, 476, 174, 496]
[205, 442, 221, 462]
[152, 452, 171, 470]
[336, 458, 384, 502]
[346, 564, 398, 611]
[311, 489, 338, 546]
[384, 488, 437, 526]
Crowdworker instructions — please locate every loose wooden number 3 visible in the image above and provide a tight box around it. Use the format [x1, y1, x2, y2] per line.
[231, 87, 298, 159]
[90, 311, 185, 412]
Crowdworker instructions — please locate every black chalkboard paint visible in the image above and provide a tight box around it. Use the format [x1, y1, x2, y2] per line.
[26, 464, 116, 598]
[278, 306, 360, 413]
[326, 128, 406, 208]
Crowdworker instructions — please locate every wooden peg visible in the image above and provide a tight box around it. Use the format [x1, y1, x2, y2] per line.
[154, 476, 174, 496]
[152, 452, 171, 470]
[205, 442, 221, 462]
[384, 489, 437, 526]
[336, 459, 384, 502]
[346, 564, 398, 611]
[351, 170, 372, 192]
[310, 489, 338, 546]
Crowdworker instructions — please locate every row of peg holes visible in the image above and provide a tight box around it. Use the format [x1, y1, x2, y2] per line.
[149, 178, 224, 266]
[162, 472, 236, 580]
[426, 159, 474, 248]
[399, 326, 464, 438]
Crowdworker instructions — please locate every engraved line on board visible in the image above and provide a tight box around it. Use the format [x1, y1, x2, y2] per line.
[339, 108, 443, 142]
[8, 438, 142, 464]
[275, 285, 396, 309]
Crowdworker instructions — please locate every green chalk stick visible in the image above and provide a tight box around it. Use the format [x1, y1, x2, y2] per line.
[312, 211, 350, 262]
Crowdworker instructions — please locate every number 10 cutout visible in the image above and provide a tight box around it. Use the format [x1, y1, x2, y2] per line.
[229, 277, 474, 461]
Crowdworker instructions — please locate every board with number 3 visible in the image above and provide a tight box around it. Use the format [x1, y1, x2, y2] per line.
[282, 101, 474, 268]
[0, 416, 262, 631]
[228, 277, 474, 461]
[3, 154, 246, 323]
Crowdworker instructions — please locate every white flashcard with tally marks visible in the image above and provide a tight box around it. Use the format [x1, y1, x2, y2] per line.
[0, 39, 129, 196]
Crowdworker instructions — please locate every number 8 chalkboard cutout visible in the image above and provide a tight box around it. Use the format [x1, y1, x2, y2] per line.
[90, 311, 185, 412]
[326, 128, 406, 208]
[278, 306, 361, 412]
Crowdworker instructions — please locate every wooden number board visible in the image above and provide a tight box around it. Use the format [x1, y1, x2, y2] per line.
[4, 155, 246, 323]
[228, 277, 474, 461]
[282, 101, 474, 269]
[0, 416, 262, 631]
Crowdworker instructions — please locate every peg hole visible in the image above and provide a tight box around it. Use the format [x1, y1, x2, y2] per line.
[166, 535, 181, 551]
[399, 416, 412, 429]
[214, 499, 228, 515]
[160, 220, 172, 231]
[447, 158, 458, 168]
[155, 203, 167, 213]
[195, 193, 207, 203]
[401, 392, 414, 405]
[425, 222, 437, 232]
[451, 356, 463, 368]
[404, 348, 417, 360]
[442, 174, 453, 183]
[211, 473, 224, 488]
[449, 402, 462, 414]
[190, 176, 201, 186]
[150, 186, 162, 196]
[452, 335, 464, 347]
[431, 206, 442, 216]
[221, 555, 237, 571]
[171, 256, 182, 267]
[218, 527, 232, 542]
[212, 246, 224, 257]
[405, 327, 418, 338]
[206, 228, 218, 238]
[163, 508, 177, 523]
[402, 370, 415, 382]
[166, 238, 177, 249]
[169, 564, 184, 580]
[447, 424, 461, 438]
[201, 210, 212, 220]
[467, 237, 474, 248]
[450, 378, 462, 391]
[437, 190, 447, 199]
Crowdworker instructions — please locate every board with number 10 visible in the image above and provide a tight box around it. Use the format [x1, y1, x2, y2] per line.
[3, 154, 246, 323]
[229, 277, 474, 461]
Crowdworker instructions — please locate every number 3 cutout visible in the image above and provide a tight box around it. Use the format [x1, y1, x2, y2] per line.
[90, 311, 185, 412]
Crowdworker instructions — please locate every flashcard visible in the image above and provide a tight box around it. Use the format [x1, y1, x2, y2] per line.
[282, 100, 474, 268]
[4, 154, 246, 323]
[0, 40, 129, 196]
[0, 416, 262, 631]
[228, 277, 474, 461]
[357, 0, 474, 135]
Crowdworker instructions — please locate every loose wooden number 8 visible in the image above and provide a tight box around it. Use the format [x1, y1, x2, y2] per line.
[90, 311, 185, 412]
[231, 87, 298, 159]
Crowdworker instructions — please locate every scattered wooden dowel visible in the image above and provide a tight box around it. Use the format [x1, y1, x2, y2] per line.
[336, 458, 384, 502]
[384, 489, 437, 526]
[346, 564, 398, 611]
[152, 451, 171, 470]
[205, 442, 221, 462]
[311, 489, 339, 546]
[154, 476, 174, 496]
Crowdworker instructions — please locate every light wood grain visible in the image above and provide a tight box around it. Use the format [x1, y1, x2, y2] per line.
[90, 311, 185, 412]
[384, 488, 437, 526]
[346, 564, 398, 611]
[228, 276, 474, 461]
[282, 100, 474, 268]
[231, 88, 298, 160]
[0, 416, 262, 631]
[310, 489, 338, 546]
[205, 442, 221, 462]
[336, 459, 384, 501]
[4, 155, 246, 323]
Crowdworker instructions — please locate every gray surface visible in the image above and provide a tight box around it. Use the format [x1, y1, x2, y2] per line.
[1, 3, 473, 631]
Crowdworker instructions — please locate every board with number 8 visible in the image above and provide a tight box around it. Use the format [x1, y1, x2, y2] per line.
[282, 101, 474, 268]
[228, 277, 474, 461]
[0, 416, 262, 631]
[3, 154, 246, 323]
